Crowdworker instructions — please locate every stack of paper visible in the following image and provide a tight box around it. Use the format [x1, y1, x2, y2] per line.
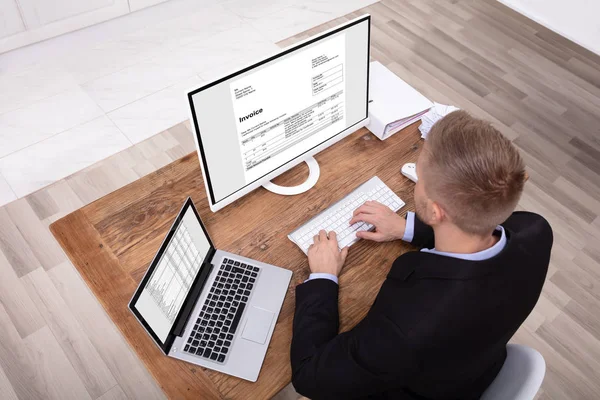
[367, 61, 433, 140]
[419, 103, 460, 139]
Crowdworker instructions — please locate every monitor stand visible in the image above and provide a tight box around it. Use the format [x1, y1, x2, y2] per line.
[262, 157, 320, 196]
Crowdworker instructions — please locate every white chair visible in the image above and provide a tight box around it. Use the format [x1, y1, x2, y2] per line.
[481, 344, 546, 400]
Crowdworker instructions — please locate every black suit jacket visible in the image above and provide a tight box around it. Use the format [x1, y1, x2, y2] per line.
[290, 212, 552, 399]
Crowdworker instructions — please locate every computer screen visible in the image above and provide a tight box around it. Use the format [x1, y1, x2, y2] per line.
[132, 205, 212, 342]
[189, 16, 370, 208]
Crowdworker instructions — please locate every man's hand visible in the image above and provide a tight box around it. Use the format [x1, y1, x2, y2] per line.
[349, 201, 406, 242]
[307, 230, 349, 277]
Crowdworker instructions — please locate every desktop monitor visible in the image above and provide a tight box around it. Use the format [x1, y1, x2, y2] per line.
[188, 15, 371, 212]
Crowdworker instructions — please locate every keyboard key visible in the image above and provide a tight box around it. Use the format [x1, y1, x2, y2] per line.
[247, 283, 253, 290]
[200, 340, 207, 347]
[184, 345, 190, 352]
[230, 302, 246, 333]
[224, 302, 231, 308]
[207, 307, 214, 313]
[206, 327, 213, 334]
[203, 333, 210, 340]
[244, 290, 250, 296]
[214, 346, 221, 353]
[244, 270, 251, 275]
[216, 321, 223, 328]
[210, 353, 218, 361]
[203, 348, 212, 358]
[219, 333, 226, 339]
[218, 354, 226, 362]
[242, 276, 249, 283]
[234, 261, 240, 266]
[240, 283, 246, 289]
[222, 347, 229, 354]
[208, 341, 215, 347]
[196, 347, 203, 356]
[200, 320, 208, 327]
[227, 334, 234, 341]
[241, 263, 246, 268]
[249, 278, 256, 284]
[242, 296, 248, 302]
[218, 315, 226, 321]
[216, 339, 224, 346]
[224, 265, 232, 271]
[251, 272, 257, 278]
[252, 266, 259, 272]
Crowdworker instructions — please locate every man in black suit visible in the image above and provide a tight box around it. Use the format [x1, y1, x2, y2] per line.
[290, 110, 552, 399]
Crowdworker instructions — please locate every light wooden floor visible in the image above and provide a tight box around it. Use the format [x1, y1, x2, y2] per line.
[1, 1, 599, 399]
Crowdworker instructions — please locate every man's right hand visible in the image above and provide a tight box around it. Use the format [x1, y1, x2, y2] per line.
[349, 201, 406, 242]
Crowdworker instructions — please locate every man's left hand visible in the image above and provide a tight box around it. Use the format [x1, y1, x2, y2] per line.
[307, 230, 349, 277]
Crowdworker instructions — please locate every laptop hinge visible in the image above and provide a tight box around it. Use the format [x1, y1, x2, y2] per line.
[172, 257, 214, 337]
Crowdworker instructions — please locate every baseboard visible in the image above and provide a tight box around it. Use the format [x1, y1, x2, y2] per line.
[495, 0, 600, 57]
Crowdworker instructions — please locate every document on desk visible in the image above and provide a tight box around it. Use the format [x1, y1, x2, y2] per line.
[229, 35, 347, 182]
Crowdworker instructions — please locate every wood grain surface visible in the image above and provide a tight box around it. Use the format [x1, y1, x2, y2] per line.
[50, 124, 423, 399]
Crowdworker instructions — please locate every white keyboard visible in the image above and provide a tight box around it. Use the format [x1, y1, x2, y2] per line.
[288, 176, 405, 254]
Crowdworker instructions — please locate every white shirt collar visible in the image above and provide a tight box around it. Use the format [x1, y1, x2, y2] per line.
[421, 225, 507, 261]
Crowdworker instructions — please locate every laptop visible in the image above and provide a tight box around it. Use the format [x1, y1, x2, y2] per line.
[129, 197, 292, 382]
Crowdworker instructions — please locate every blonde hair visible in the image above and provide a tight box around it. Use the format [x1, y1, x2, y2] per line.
[422, 110, 526, 235]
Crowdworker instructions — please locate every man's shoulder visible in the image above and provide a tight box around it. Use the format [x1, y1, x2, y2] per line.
[503, 211, 553, 242]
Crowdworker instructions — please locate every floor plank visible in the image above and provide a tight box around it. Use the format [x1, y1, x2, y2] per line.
[0, 207, 42, 277]
[97, 385, 129, 400]
[22, 268, 117, 398]
[5, 198, 66, 270]
[0, 249, 45, 338]
[0, 363, 18, 400]
[48, 262, 166, 400]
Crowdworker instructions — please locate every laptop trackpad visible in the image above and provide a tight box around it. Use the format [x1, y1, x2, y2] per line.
[241, 307, 274, 345]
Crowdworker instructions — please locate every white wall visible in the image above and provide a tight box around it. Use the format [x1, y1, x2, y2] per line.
[497, 0, 600, 55]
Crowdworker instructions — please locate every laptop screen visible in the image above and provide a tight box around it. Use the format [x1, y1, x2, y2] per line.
[131, 201, 212, 343]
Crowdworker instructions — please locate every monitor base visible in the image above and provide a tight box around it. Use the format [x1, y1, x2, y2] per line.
[262, 157, 320, 196]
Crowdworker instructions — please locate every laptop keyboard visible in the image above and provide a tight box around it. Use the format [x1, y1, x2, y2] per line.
[183, 258, 260, 363]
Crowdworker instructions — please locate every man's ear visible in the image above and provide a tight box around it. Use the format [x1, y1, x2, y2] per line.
[430, 201, 445, 225]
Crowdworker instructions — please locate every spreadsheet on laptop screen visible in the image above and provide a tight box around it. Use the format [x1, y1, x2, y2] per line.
[133, 208, 212, 341]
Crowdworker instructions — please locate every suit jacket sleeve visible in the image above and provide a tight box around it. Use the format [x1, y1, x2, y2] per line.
[410, 213, 436, 249]
[290, 279, 416, 399]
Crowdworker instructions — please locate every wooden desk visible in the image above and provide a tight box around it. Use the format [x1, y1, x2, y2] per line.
[50, 124, 422, 399]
